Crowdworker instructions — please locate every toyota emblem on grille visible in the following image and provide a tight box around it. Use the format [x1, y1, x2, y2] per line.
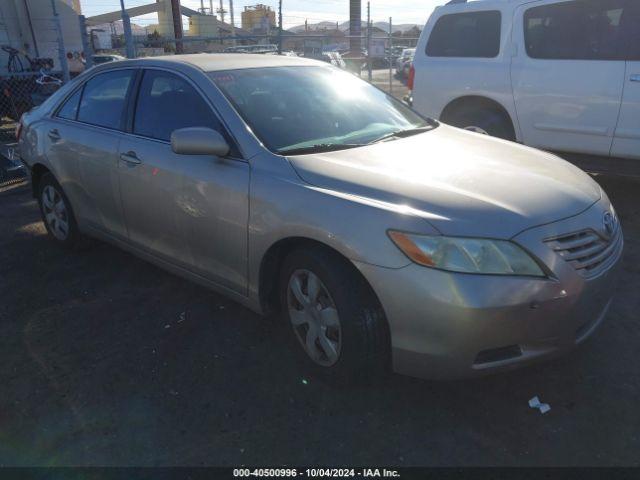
[603, 211, 616, 238]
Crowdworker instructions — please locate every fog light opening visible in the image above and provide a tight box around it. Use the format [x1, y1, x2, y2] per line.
[474, 345, 523, 365]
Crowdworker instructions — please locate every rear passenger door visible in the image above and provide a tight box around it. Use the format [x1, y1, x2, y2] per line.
[119, 68, 250, 294]
[611, 1, 640, 159]
[47, 69, 136, 239]
[511, 0, 626, 156]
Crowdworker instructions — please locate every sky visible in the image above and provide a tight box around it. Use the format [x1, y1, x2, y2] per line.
[80, 0, 446, 29]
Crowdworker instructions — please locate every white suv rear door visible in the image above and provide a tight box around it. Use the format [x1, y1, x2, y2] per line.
[511, 0, 626, 156]
[611, 2, 640, 159]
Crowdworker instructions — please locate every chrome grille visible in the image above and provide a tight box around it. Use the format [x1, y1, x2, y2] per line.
[544, 225, 622, 277]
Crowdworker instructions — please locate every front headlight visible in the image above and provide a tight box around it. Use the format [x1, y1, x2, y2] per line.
[388, 231, 545, 277]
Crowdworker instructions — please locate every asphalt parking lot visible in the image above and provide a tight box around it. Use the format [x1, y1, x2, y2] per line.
[1, 168, 639, 467]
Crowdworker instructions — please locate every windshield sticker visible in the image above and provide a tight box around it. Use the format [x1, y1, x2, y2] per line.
[211, 73, 236, 84]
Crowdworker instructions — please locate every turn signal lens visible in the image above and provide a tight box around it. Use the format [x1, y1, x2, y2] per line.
[388, 231, 545, 277]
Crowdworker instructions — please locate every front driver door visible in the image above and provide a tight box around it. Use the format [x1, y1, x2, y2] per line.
[118, 68, 250, 295]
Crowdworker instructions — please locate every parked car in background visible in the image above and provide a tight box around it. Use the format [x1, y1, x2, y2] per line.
[411, 0, 640, 160]
[395, 48, 415, 76]
[17, 54, 622, 381]
[321, 51, 347, 69]
[224, 45, 278, 54]
[91, 54, 125, 65]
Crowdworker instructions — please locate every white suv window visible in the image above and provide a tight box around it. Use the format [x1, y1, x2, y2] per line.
[426, 11, 501, 58]
[524, 0, 628, 60]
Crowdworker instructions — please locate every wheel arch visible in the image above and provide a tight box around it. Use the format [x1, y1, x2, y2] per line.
[30, 163, 52, 198]
[440, 95, 518, 140]
[257, 236, 386, 320]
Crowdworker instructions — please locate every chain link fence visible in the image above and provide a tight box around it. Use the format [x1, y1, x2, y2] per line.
[0, 68, 65, 186]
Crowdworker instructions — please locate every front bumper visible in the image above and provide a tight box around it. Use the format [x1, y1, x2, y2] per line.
[356, 199, 623, 380]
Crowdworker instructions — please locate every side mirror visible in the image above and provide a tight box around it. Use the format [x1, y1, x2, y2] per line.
[170, 127, 230, 157]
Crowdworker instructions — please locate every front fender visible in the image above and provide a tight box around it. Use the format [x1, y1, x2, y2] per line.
[247, 171, 438, 306]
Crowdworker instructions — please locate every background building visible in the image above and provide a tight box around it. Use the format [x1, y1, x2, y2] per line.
[0, 0, 84, 74]
[241, 4, 276, 33]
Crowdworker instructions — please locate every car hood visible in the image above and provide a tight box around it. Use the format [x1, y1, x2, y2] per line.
[286, 125, 601, 238]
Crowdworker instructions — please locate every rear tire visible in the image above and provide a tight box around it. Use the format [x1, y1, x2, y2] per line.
[445, 108, 515, 141]
[37, 172, 82, 249]
[279, 246, 390, 383]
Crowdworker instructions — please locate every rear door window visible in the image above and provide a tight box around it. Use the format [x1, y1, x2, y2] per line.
[524, 0, 629, 60]
[426, 11, 502, 58]
[77, 70, 134, 130]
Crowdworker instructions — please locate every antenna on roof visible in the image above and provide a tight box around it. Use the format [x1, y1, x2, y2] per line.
[446, 0, 468, 5]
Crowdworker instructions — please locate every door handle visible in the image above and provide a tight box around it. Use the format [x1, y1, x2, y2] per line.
[120, 151, 141, 165]
[631, 74, 640, 83]
[47, 129, 60, 141]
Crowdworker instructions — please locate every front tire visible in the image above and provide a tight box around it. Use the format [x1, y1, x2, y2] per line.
[37, 172, 81, 248]
[279, 246, 390, 382]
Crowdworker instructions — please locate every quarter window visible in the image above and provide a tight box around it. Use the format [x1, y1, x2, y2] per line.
[133, 70, 222, 142]
[56, 88, 82, 120]
[77, 70, 134, 130]
[524, 0, 629, 60]
[426, 11, 502, 58]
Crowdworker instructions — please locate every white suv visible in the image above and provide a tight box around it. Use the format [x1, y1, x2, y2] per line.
[411, 0, 640, 160]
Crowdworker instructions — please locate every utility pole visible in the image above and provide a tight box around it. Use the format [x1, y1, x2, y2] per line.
[366, 1, 371, 81]
[50, 0, 69, 82]
[388, 17, 393, 95]
[229, 0, 236, 45]
[170, 0, 184, 54]
[277, 0, 283, 54]
[349, 0, 361, 57]
[217, 0, 226, 22]
[119, 0, 135, 58]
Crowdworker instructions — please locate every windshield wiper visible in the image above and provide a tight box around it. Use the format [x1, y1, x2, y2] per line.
[368, 126, 433, 145]
[278, 143, 365, 156]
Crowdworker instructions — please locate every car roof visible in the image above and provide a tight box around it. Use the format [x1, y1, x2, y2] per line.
[103, 53, 324, 72]
[437, 0, 528, 11]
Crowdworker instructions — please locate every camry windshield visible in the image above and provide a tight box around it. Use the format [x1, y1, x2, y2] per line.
[209, 66, 434, 154]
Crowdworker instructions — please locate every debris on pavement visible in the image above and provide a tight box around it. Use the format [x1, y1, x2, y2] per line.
[529, 396, 551, 414]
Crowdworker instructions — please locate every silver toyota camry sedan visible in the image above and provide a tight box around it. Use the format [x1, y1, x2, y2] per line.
[17, 54, 623, 380]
